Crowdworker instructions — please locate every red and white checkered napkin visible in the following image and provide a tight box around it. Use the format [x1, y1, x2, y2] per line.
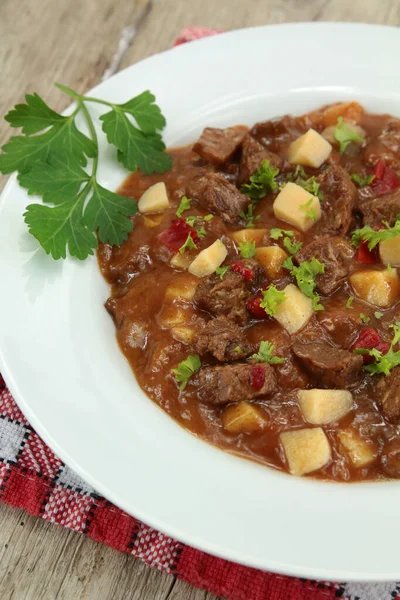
[0, 27, 399, 600]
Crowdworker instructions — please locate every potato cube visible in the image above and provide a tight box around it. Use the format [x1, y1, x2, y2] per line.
[158, 305, 189, 328]
[171, 326, 196, 344]
[222, 402, 266, 434]
[274, 284, 313, 334]
[323, 101, 364, 127]
[138, 182, 170, 214]
[273, 182, 321, 232]
[379, 235, 400, 267]
[350, 269, 399, 308]
[338, 429, 377, 468]
[255, 246, 288, 280]
[143, 214, 164, 228]
[297, 389, 353, 425]
[170, 252, 193, 270]
[280, 428, 332, 476]
[164, 274, 198, 302]
[189, 240, 227, 277]
[230, 229, 268, 246]
[287, 129, 332, 168]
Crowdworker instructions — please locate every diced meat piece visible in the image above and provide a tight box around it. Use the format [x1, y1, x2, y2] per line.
[195, 316, 251, 362]
[187, 173, 249, 224]
[318, 303, 361, 349]
[317, 165, 357, 235]
[250, 115, 305, 153]
[381, 438, 400, 478]
[364, 140, 400, 171]
[230, 258, 267, 290]
[379, 119, 400, 154]
[193, 126, 248, 164]
[295, 235, 354, 295]
[197, 362, 278, 405]
[292, 342, 363, 389]
[194, 271, 249, 325]
[238, 136, 284, 185]
[376, 368, 400, 423]
[359, 189, 400, 227]
[100, 243, 152, 285]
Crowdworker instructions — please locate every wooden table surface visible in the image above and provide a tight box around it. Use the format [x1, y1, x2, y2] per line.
[0, 0, 399, 598]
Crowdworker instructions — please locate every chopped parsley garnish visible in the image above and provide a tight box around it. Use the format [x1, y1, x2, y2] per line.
[270, 228, 294, 240]
[334, 116, 365, 154]
[360, 313, 371, 324]
[283, 236, 303, 255]
[171, 354, 201, 390]
[203, 214, 214, 221]
[286, 258, 325, 311]
[215, 265, 231, 279]
[299, 197, 317, 221]
[179, 233, 197, 254]
[240, 160, 279, 200]
[353, 322, 400, 376]
[350, 173, 375, 187]
[233, 346, 244, 354]
[288, 165, 324, 201]
[282, 256, 294, 270]
[260, 284, 287, 316]
[1, 86, 172, 260]
[240, 204, 261, 228]
[374, 311, 384, 319]
[250, 341, 285, 364]
[346, 296, 354, 309]
[176, 196, 192, 218]
[238, 241, 256, 258]
[185, 215, 211, 238]
[351, 219, 400, 251]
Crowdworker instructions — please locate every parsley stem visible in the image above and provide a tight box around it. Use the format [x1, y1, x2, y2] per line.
[79, 101, 99, 179]
[79, 95, 115, 109]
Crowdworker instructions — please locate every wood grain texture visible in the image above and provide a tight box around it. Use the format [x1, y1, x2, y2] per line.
[0, 0, 399, 598]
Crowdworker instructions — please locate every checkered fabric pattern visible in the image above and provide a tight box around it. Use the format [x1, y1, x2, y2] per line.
[1, 27, 400, 600]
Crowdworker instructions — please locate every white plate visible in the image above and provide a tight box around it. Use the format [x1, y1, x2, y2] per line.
[1, 23, 400, 582]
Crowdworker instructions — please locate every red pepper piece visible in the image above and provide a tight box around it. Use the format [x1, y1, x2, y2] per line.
[350, 327, 390, 364]
[356, 241, 379, 264]
[371, 159, 400, 196]
[246, 293, 268, 319]
[0, 374, 5, 390]
[158, 218, 199, 252]
[231, 260, 253, 281]
[250, 365, 265, 391]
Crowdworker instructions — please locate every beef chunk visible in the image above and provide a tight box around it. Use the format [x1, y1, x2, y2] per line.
[197, 362, 278, 405]
[365, 119, 400, 170]
[295, 235, 354, 295]
[317, 165, 357, 235]
[230, 258, 267, 291]
[381, 438, 400, 478]
[100, 243, 152, 286]
[318, 302, 360, 349]
[238, 136, 284, 185]
[194, 271, 249, 325]
[376, 368, 400, 422]
[195, 316, 251, 362]
[187, 173, 249, 224]
[250, 115, 304, 153]
[292, 342, 363, 389]
[193, 126, 248, 164]
[359, 189, 400, 227]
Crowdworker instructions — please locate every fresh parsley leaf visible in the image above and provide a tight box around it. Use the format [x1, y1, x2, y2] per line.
[185, 215, 209, 238]
[179, 234, 197, 254]
[357, 322, 400, 376]
[240, 204, 261, 228]
[270, 228, 294, 240]
[240, 160, 279, 200]
[287, 258, 325, 311]
[233, 345, 244, 354]
[260, 284, 286, 316]
[250, 341, 284, 364]
[374, 311, 384, 319]
[351, 219, 400, 251]
[300, 197, 317, 221]
[176, 195, 191, 218]
[350, 173, 375, 187]
[360, 313, 371, 324]
[388, 263, 393, 272]
[0, 86, 171, 260]
[288, 166, 324, 201]
[238, 241, 256, 258]
[215, 265, 230, 279]
[196, 226, 207, 238]
[171, 354, 201, 390]
[203, 214, 214, 221]
[283, 236, 302, 255]
[335, 117, 365, 154]
[346, 296, 354, 309]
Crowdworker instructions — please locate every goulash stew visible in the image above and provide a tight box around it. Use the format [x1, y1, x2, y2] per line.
[98, 102, 400, 480]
